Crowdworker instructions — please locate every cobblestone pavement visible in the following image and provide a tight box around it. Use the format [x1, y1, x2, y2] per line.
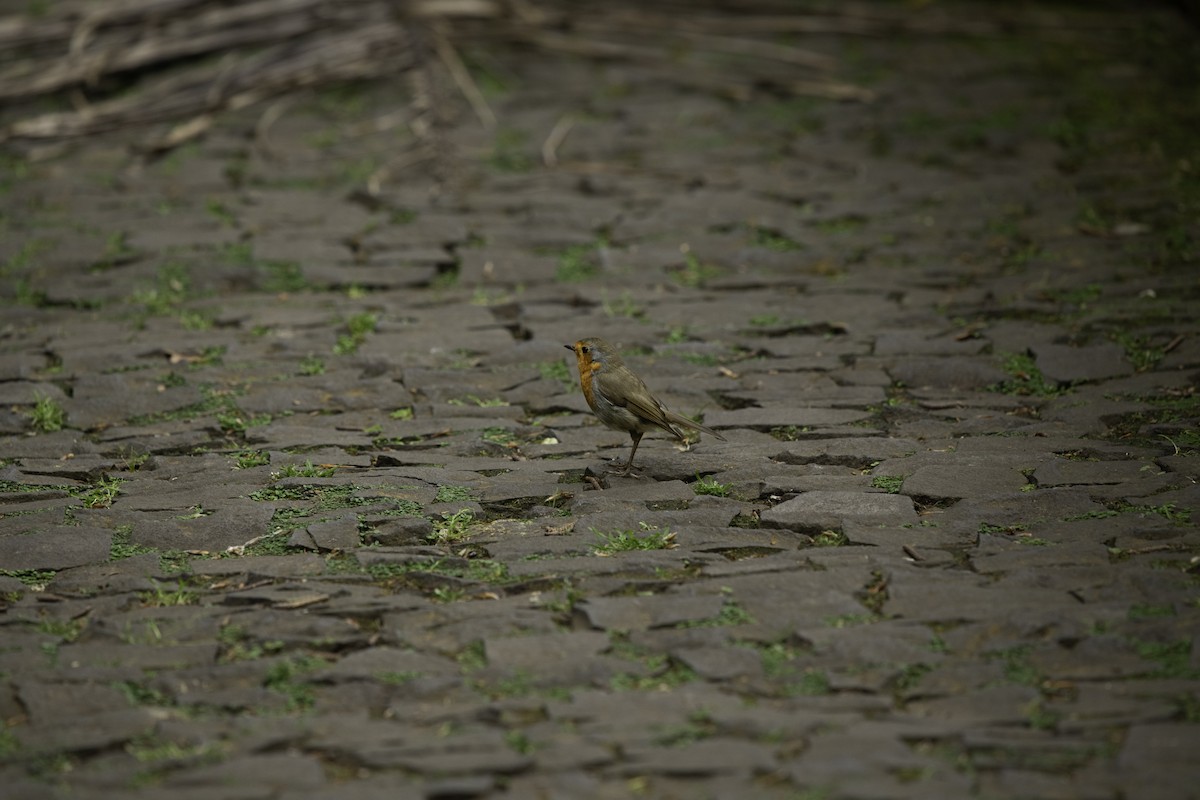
[2, 3, 1199, 798]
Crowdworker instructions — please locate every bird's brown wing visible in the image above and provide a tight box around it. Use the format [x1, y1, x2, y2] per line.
[625, 392, 685, 438]
[605, 369, 725, 441]
[597, 370, 682, 438]
[665, 409, 726, 441]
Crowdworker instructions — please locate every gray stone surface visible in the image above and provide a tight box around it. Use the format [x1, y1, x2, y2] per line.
[703, 407, 872, 428]
[761, 490, 917, 531]
[901, 462, 1030, 499]
[774, 437, 921, 468]
[1035, 458, 1165, 487]
[886, 356, 1009, 390]
[577, 594, 726, 631]
[0, 6, 1195, 798]
[0, 526, 112, 570]
[1031, 341, 1132, 383]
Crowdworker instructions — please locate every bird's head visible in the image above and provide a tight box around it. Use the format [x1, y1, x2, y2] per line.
[565, 337, 621, 372]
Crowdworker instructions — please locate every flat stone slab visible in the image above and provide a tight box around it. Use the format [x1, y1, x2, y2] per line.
[717, 570, 875, 633]
[0, 431, 101, 458]
[300, 512, 361, 551]
[591, 479, 696, 504]
[480, 630, 631, 686]
[577, 594, 726, 630]
[619, 737, 778, 776]
[703, 407, 872, 428]
[61, 373, 205, 429]
[221, 583, 333, 608]
[188, 553, 327, 577]
[1028, 636, 1154, 680]
[0, 352, 44, 380]
[901, 463, 1030, 500]
[971, 541, 1111, 574]
[0, 526, 112, 570]
[800, 621, 946, 666]
[57, 641, 219, 672]
[361, 515, 433, 546]
[485, 630, 609, 669]
[247, 422, 374, 449]
[761, 491, 917, 532]
[315, 646, 457, 681]
[886, 356, 1008, 390]
[16, 708, 161, 755]
[117, 502, 282, 554]
[934, 486, 1107, 535]
[1116, 723, 1200, 800]
[907, 684, 1041, 724]
[1034, 459, 1163, 486]
[1031, 341, 1132, 383]
[672, 644, 764, 680]
[1119, 723, 1200, 769]
[16, 680, 131, 723]
[886, 567, 1072, 624]
[165, 753, 328, 790]
[574, 505, 741, 535]
[775, 437, 920, 468]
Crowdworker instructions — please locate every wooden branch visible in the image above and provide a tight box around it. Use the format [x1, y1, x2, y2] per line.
[542, 114, 573, 167]
[0, 0, 915, 147]
[433, 22, 496, 130]
[2, 23, 414, 142]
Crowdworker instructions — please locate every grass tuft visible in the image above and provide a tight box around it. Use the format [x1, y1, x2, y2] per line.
[593, 524, 677, 554]
[28, 393, 65, 432]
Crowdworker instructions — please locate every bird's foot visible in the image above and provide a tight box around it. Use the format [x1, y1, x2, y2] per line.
[605, 462, 643, 479]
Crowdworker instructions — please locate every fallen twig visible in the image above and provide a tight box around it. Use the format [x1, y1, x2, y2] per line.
[541, 113, 574, 168]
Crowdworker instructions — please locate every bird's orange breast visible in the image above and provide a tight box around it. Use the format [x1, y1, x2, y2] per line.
[578, 359, 601, 410]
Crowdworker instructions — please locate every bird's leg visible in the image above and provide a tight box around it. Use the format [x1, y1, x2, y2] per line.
[610, 431, 643, 477]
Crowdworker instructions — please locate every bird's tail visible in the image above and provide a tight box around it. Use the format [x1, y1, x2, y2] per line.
[666, 410, 726, 441]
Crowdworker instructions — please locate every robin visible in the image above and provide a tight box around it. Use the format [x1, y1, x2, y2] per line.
[565, 337, 726, 475]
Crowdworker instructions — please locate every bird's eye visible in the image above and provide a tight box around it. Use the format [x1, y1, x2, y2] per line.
[581, 346, 590, 354]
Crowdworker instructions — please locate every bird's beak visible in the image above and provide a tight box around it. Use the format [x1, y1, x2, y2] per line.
[563, 344, 574, 351]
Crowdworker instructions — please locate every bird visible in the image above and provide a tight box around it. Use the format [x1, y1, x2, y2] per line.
[565, 337, 725, 476]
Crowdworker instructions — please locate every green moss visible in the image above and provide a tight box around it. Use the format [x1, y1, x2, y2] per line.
[692, 475, 730, 497]
[990, 352, 1067, 397]
[871, 475, 904, 493]
[990, 644, 1041, 687]
[264, 654, 324, 712]
[592, 525, 676, 554]
[333, 312, 377, 355]
[298, 355, 325, 376]
[537, 359, 574, 390]
[487, 128, 534, 173]
[233, 450, 270, 469]
[611, 660, 698, 692]
[27, 393, 65, 433]
[554, 240, 602, 282]
[273, 460, 336, 479]
[1132, 639, 1199, 679]
[430, 508, 475, 543]
[813, 530, 848, 547]
[678, 600, 754, 628]
[672, 253, 722, 288]
[751, 227, 804, 252]
[110, 526, 154, 561]
[434, 485, 474, 503]
[813, 215, 868, 234]
[138, 580, 199, 607]
[1128, 603, 1175, 621]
